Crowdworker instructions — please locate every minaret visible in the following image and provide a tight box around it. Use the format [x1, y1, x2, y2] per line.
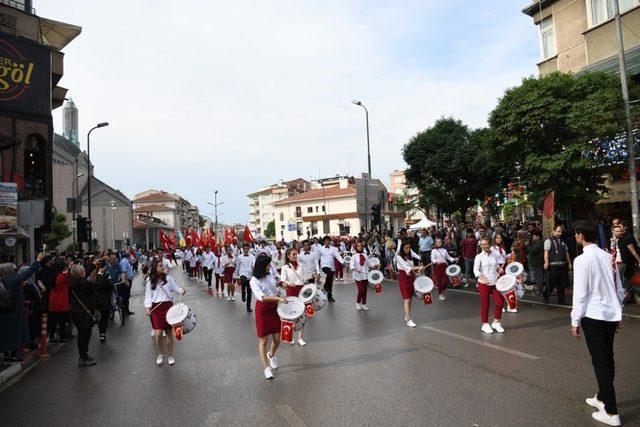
[62, 98, 79, 146]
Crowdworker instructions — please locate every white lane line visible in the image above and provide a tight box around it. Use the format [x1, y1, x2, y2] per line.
[446, 288, 640, 319]
[418, 325, 540, 360]
[204, 411, 221, 425]
[277, 404, 307, 427]
[222, 368, 236, 386]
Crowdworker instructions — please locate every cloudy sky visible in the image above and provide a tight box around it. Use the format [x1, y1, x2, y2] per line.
[39, 0, 540, 224]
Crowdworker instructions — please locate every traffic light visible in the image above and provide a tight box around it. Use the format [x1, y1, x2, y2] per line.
[77, 216, 87, 242]
[371, 203, 381, 227]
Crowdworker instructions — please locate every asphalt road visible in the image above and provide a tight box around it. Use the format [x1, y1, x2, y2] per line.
[1, 266, 639, 426]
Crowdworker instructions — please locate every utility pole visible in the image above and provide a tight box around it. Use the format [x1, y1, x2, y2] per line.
[110, 200, 116, 251]
[614, 0, 639, 238]
[208, 191, 223, 244]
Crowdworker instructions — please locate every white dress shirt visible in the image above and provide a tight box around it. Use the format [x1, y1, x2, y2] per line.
[318, 245, 344, 271]
[162, 258, 171, 274]
[250, 274, 278, 302]
[202, 251, 215, 269]
[281, 263, 305, 287]
[144, 276, 184, 308]
[571, 244, 624, 327]
[473, 250, 499, 285]
[213, 255, 224, 275]
[395, 254, 414, 275]
[490, 246, 508, 265]
[395, 239, 422, 261]
[272, 249, 286, 269]
[235, 253, 255, 278]
[350, 253, 370, 281]
[183, 249, 193, 263]
[431, 247, 454, 265]
[298, 250, 320, 279]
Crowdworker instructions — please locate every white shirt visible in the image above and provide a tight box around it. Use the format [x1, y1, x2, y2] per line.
[395, 239, 421, 261]
[298, 250, 320, 278]
[144, 276, 184, 308]
[190, 253, 199, 268]
[183, 249, 193, 262]
[431, 247, 454, 265]
[162, 258, 171, 274]
[272, 249, 286, 269]
[281, 263, 305, 287]
[221, 254, 235, 269]
[350, 253, 369, 281]
[571, 244, 624, 327]
[490, 246, 508, 265]
[235, 253, 255, 278]
[213, 255, 224, 274]
[202, 251, 215, 269]
[318, 245, 344, 271]
[473, 251, 499, 286]
[250, 274, 278, 302]
[395, 254, 414, 275]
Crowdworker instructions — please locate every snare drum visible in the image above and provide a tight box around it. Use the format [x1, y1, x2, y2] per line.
[445, 264, 462, 287]
[505, 262, 526, 283]
[414, 275, 434, 304]
[277, 297, 307, 330]
[367, 269, 384, 294]
[495, 274, 517, 310]
[298, 284, 327, 312]
[368, 257, 380, 268]
[166, 303, 197, 340]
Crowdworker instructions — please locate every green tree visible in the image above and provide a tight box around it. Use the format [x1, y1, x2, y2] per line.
[488, 71, 630, 211]
[403, 117, 503, 220]
[43, 210, 72, 249]
[264, 220, 275, 238]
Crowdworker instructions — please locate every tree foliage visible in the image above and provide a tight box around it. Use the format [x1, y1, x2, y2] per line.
[488, 71, 629, 210]
[43, 210, 72, 249]
[264, 220, 275, 238]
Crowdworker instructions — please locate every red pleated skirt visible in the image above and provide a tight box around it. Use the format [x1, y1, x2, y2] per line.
[255, 300, 280, 338]
[150, 301, 173, 331]
[224, 267, 234, 284]
[398, 270, 415, 300]
[433, 263, 448, 293]
[285, 285, 304, 298]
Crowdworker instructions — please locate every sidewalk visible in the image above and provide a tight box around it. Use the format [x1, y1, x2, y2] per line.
[0, 341, 64, 392]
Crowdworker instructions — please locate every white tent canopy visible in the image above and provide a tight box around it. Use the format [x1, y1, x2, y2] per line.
[408, 217, 437, 230]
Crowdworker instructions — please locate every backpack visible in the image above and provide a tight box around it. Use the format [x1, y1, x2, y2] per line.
[0, 279, 15, 312]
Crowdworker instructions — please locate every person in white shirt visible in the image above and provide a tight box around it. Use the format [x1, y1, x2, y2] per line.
[272, 242, 286, 273]
[318, 236, 345, 302]
[182, 247, 193, 277]
[474, 237, 505, 334]
[298, 240, 320, 284]
[189, 248, 199, 281]
[431, 238, 457, 301]
[213, 247, 225, 297]
[395, 241, 424, 327]
[350, 241, 372, 311]
[250, 254, 287, 380]
[235, 243, 256, 312]
[222, 248, 236, 301]
[280, 248, 308, 346]
[202, 246, 216, 294]
[570, 220, 623, 427]
[144, 259, 185, 366]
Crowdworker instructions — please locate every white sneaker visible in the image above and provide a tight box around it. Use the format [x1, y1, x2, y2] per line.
[231, 297, 236, 301]
[586, 395, 605, 412]
[156, 354, 163, 366]
[168, 356, 175, 366]
[481, 323, 494, 334]
[502, 307, 506, 312]
[226, 297, 231, 301]
[406, 320, 417, 328]
[150, 330, 155, 337]
[592, 410, 621, 426]
[356, 303, 363, 311]
[491, 321, 505, 333]
[361, 304, 370, 311]
[463, 281, 469, 288]
[507, 307, 518, 313]
[264, 367, 274, 379]
[439, 294, 446, 301]
[298, 339, 307, 346]
[267, 352, 279, 369]
[288, 340, 295, 345]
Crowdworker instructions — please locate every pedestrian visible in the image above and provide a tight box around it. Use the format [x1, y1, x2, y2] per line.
[69, 264, 97, 367]
[461, 229, 477, 287]
[614, 221, 640, 305]
[236, 243, 256, 312]
[213, 247, 224, 297]
[222, 248, 236, 301]
[144, 259, 185, 366]
[118, 253, 135, 316]
[350, 241, 372, 312]
[395, 242, 424, 328]
[570, 220, 623, 426]
[543, 225, 572, 304]
[250, 253, 286, 379]
[318, 235, 345, 302]
[48, 258, 72, 343]
[526, 230, 545, 296]
[93, 259, 114, 343]
[202, 246, 215, 294]
[431, 237, 457, 301]
[280, 247, 308, 345]
[474, 237, 505, 334]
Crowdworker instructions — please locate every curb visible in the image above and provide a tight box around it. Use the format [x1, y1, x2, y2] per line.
[0, 343, 62, 393]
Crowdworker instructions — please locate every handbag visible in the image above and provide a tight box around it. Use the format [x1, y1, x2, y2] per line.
[71, 289, 101, 325]
[0, 279, 15, 312]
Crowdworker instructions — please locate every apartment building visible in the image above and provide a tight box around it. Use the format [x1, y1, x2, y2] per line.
[247, 178, 310, 237]
[132, 190, 200, 231]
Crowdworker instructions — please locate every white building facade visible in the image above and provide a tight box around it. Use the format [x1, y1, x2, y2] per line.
[247, 178, 309, 238]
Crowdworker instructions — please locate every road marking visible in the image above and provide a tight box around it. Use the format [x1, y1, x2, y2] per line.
[445, 288, 640, 319]
[277, 404, 307, 427]
[204, 411, 221, 425]
[222, 368, 236, 386]
[418, 325, 540, 360]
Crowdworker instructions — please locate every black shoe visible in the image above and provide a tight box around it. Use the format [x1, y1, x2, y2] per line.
[329, 297, 336, 303]
[64, 334, 76, 339]
[78, 358, 97, 367]
[247, 308, 253, 313]
[48, 338, 58, 343]
[125, 311, 135, 315]
[59, 339, 67, 344]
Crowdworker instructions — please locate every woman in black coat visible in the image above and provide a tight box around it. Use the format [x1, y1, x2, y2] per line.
[69, 263, 97, 367]
[93, 259, 114, 343]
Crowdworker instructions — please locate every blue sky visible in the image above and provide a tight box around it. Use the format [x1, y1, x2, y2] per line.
[39, 0, 540, 223]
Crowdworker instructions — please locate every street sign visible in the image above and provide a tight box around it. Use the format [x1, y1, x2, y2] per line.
[123, 232, 129, 238]
[287, 221, 296, 232]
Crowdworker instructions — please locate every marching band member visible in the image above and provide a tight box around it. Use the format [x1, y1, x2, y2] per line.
[334, 239, 344, 283]
[350, 241, 371, 311]
[183, 247, 193, 278]
[213, 247, 224, 297]
[195, 248, 203, 282]
[144, 259, 185, 366]
[272, 242, 286, 275]
[318, 236, 345, 302]
[235, 243, 256, 313]
[280, 247, 307, 346]
[250, 253, 287, 379]
[474, 237, 505, 334]
[298, 240, 321, 285]
[222, 248, 236, 301]
[202, 246, 215, 294]
[430, 237, 457, 301]
[395, 242, 424, 328]
[492, 233, 516, 313]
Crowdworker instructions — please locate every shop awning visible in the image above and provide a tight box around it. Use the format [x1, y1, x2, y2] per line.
[39, 17, 82, 51]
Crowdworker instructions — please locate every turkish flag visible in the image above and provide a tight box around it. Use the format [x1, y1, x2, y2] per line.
[503, 290, 517, 310]
[230, 227, 237, 241]
[281, 320, 294, 342]
[243, 225, 254, 243]
[305, 304, 315, 318]
[374, 284, 383, 294]
[423, 293, 433, 305]
[223, 228, 233, 245]
[543, 191, 554, 219]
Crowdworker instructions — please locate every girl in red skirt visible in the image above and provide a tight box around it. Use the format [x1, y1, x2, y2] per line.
[280, 247, 307, 346]
[395, 242, 424, 328]
[333, 240, 344, 282]
[222, 248, 236, 301]
[349, 241, 372, 311]
[144, 259, 185, 366]
[430, 238, 458, 301]
[250, 253, 287, 379]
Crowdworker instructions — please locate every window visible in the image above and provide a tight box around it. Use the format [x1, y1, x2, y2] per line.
[311, 221, 318, 235]
[588, 0, 638, 27]
[538, 16, 556, 60]
[295, 206, 302, 217]
[322, 206, 325, 212]
[315, 206, 319, 212]
[307, 207, 313, 213]
[619, 0, 639, 12]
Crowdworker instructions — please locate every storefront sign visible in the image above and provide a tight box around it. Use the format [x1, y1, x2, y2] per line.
[4, 236, 16, 247]
[0, 182, 18, 232]
[0, 33, 51, 117]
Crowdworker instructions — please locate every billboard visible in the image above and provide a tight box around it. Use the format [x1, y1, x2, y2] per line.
[0, 182, 18, 232]
[0, 33, 52, 117]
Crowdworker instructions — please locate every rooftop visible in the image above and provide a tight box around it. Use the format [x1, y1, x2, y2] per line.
[273, 185, 356, 206]
[133, 191, 180, 203]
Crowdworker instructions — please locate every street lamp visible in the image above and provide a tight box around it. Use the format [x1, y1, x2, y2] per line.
[72, 172, 84, 252]
[109, 200, 117, 251]
[352, 100, 371, 231]
[87, 121, 109, 252]
[208, 190, 223, 244]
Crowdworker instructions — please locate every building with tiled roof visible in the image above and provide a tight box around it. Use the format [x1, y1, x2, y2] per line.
[247, 178, 310, 237]
[132, 190, 200, 234]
